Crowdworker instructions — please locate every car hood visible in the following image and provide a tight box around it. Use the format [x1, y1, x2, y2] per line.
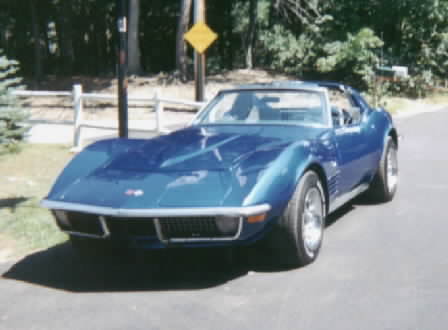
[49, 125, 325, 208]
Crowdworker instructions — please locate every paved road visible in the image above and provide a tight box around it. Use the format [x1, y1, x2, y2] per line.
[1, 109, 448, 330]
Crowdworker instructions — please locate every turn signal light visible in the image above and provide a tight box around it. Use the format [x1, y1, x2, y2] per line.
[247, 213, 267, 224]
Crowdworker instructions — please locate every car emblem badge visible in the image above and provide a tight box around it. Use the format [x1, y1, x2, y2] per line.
[125, 189, 144, 197]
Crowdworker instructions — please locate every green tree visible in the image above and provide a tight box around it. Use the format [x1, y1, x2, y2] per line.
[0, 50, 28, 154]
[316, 28, 385, 103]
[316, 28, 384, 82]
[176, 0, 192, 81]
[1, 0, 448, 94]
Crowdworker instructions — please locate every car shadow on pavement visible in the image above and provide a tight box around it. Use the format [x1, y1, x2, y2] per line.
[325, 203, 355, 228]
[2, 242, 248, 293]
[2, 201, 362, 291]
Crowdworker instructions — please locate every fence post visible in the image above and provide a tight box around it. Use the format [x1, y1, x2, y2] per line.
[154, 89, 164, 134]
[72, 84, 83, 151]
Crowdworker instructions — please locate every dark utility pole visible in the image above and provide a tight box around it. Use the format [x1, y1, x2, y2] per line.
[117, 0, 128, 138]
[194, 0, 205, 102]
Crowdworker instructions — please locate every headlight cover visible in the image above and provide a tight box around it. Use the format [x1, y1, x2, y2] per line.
[215, 216, 240, 235]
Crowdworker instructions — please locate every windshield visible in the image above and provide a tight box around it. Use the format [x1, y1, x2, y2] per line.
[194, 89, 328, 126]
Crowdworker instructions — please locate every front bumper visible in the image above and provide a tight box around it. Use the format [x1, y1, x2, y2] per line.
[41, 199, 271, 245]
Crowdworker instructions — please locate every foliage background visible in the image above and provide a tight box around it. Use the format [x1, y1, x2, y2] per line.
[0, 0, 447, 93]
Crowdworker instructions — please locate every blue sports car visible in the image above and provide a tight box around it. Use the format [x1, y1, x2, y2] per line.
[41, 81, 399, 267]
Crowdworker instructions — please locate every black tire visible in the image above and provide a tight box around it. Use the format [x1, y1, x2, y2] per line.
[268, 171, 326, 268]
[367, 136, 398, 203]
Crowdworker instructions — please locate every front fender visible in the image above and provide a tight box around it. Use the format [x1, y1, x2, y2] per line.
[47, 138, 144, 199]
[242, 141, 315, 215]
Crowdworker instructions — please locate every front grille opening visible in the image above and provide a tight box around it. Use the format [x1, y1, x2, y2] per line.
[65, 211, 104, 236]
[106, 217, 157, 238]
[159, 217, 239, 240]
[53, 211, 241, 242]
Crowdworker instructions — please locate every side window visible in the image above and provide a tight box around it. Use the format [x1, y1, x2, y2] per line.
[351, 91, 371, 113]
[328, 89, 361, 126]
[329, 89, 352, 111]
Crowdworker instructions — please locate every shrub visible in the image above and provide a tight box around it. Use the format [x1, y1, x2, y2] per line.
[0, 50, 28, 154]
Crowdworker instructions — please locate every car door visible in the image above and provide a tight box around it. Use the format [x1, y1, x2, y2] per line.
[334, 121, 369, 194]
[330, 88, 372, 194]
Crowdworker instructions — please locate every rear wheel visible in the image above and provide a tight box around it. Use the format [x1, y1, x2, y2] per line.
[367, 136, 398, 202]
[268, 171, 326, 268]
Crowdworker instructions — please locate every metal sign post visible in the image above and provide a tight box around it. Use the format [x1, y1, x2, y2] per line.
[117, 0, 128, 138]
[184, 0, 217, 102]
[195, 51, 205, 102]
[194, 0, 205, 102]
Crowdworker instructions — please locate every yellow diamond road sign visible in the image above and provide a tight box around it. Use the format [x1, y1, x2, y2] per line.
[184, 22, 218, 54]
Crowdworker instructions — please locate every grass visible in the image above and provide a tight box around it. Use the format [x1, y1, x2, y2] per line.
[381, 90, 448, 114]
[0, 144, 73, 255]
[382, 97, 411, 114]
[426, 90, 448, 105]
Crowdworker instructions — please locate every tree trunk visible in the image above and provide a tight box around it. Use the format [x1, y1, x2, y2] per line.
[58, 1, 75, 75]
[30, 0, 42, 84]
[92, 1, 109, 75]
[225, 1, 234, 69]
[245, 0, 257, 69]
[176, 0, 192, 82]
[128, 0, 142, 75]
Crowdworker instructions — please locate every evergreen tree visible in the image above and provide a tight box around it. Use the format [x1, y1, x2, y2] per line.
[0, 50, 28, 154]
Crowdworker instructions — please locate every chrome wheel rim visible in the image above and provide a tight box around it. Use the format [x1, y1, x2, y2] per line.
[387, 146, 398, 193]
[302, 187, 324, 257]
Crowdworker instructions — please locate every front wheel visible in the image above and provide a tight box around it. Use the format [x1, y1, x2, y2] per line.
[268, 171, 326, 268]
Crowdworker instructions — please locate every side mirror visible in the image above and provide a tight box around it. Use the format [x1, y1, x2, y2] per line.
[331, 106, 344, 128]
